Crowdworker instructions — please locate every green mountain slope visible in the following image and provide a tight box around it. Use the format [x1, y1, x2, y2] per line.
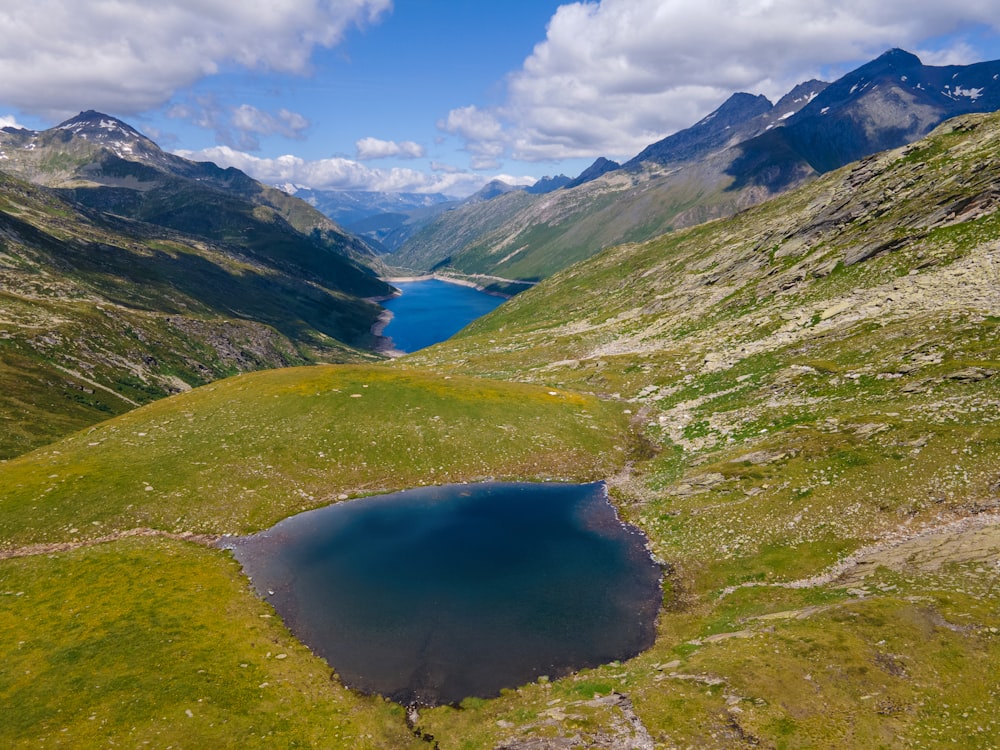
[391, 142, 787, 283]
[0, 171, 388, 458]
[0, 364, 627, 547]
[395, 112, 1000, 746]
[2, 112, 1000, 748]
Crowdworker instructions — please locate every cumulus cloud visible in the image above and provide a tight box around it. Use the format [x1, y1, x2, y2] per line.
[437, 105, 507, 169]
[176, 145, 528, 197]
[233, 106, 310, 139]
[167, 97, 310, 150]
[355, 136, 425, 160]
[230, 105, 310, 150]
[455, 0, 1000, 163]
[0, 0, 391, 118]
[0, 114, 24, 129]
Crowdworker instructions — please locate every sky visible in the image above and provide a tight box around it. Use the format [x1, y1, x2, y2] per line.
[2, 1, 1000, 198]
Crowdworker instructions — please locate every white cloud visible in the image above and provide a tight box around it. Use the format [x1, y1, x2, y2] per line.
[176, 145, 526, 197]
[438, 106, 504, 141]
[355, 136, 425, 160]
[437, 105, 507, 169]
[230, 105, 310, 150]
[0, 114, 24, 129]
[915, 42, 982, 67]
[166, 98, 310, 150]
[233, 106, 310, 139]
[0, 0, 391, 118]
[454, 0, 1000, 163]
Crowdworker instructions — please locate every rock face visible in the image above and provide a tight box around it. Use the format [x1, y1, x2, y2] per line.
[623, 91, 781, 169]
[778, 48, 1000, 174]
[563, 157, 623, 189]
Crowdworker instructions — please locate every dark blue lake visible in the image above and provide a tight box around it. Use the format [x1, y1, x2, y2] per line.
[228, 482, 661, 706]
[380, 279, 506, 353]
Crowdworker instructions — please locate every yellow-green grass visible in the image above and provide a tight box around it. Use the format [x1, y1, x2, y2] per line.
[0, 363, 630, 548]
[408, 559, 1000, 749]
[0, 536, 421, 749]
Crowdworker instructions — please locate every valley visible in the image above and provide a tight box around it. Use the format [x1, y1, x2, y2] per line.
[1, 52, 1000, 749]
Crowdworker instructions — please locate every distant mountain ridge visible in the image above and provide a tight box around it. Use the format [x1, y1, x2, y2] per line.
[388, 49, 1000, 284]
[1, 110, 394, 287]
[281, 185, 454, 228]
[624, 81, 827, 170]
[776, 48, 1000, 173]
[307, 176, 568, 254]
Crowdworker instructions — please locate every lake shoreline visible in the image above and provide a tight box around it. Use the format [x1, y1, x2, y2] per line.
[382, 273, 534, 299]
[227, 481, 663, 707]
[370, 308, 403, 357]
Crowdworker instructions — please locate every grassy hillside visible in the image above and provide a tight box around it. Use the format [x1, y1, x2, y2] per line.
[0, 537, 420, 749]
[390, 154, 778, 283]
[0, 363, 628, 746]
[393, 113, 1000, 747]
[3, 113, 1000, 748]
[0, 171, 389, 458]
[0, 364, 628, 547]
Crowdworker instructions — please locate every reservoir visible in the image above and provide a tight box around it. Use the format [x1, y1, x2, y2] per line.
[228, 482, 661, 706]
[380, 279, 506, 352]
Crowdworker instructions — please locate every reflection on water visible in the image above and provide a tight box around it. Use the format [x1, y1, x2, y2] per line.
[227, 482, 662, 706]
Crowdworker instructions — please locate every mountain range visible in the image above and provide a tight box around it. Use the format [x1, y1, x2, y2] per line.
[0, 111, 394, 457]
[385, 49, 1000, 282]
[2, 96, 999, 748]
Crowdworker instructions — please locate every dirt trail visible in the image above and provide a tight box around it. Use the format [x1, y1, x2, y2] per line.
[0, 527, 220, 560]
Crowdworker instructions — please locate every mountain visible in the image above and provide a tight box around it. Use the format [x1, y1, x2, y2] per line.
[464, 178, 522, 204]
[280, 185, 454, 228]
[525, 173, 571, 194]
[279, 186, 458, 253]
[0, 111, 391, 278]
[3, 107, 1000, 748]
[780, 48, 1000, 173]
[563, 156, 622, 189]
[387, 78, 828, 280]
[390, 50, 1000, 284]
[294, 178, 571, 256]
[622, 82, 827, 171]
[623, 91, 775, 168]
[0, 115, 397, 458]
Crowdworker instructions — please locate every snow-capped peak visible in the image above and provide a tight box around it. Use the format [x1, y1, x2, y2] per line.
[55, 111, 145, 144]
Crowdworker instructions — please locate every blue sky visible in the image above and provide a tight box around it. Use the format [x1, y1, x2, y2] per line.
[2, 1, 1000, 197]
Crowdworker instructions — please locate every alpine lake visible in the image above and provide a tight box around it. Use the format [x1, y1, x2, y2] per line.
[379, 278, 507, 353]
[226, 482, 662, 707]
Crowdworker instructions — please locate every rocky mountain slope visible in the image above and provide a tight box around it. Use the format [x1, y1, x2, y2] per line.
[390, 50, 1000, 285]
[393, 110, 1000, 747]
[0, 111, 389, 274]
[0, 154, 391, 458]
[777, 48, 1000, 173]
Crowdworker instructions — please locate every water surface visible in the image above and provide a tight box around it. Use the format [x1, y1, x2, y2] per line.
[228, 482, 661, 706]
[381, 279, 506, 352]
